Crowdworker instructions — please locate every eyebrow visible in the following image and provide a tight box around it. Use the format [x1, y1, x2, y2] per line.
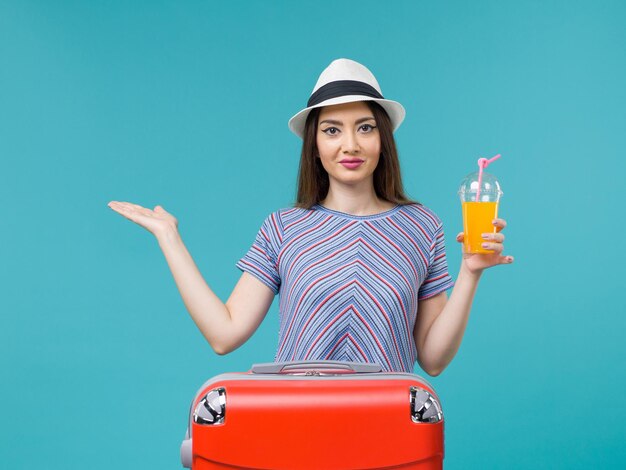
[319, 116, 376, 126]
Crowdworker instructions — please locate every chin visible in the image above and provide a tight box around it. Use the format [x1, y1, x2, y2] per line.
[332, 174, 374, 186]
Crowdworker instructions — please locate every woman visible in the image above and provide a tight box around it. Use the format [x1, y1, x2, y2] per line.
[108, 58, 513, 375]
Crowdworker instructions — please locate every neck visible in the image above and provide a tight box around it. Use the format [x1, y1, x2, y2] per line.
[320, 180, 395, 216]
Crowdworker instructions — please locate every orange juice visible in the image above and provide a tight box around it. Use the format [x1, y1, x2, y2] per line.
[461, 201, 499, 253]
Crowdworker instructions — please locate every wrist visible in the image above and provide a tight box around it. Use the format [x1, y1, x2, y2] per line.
[459, 260, 483, 281]
[156, 224, 181, 246]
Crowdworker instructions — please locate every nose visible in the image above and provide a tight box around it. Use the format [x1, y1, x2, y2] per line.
[341, 130, 361, 154]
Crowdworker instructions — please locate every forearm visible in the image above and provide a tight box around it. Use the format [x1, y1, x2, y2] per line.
[156, 227, 233, 354]
[419, 263, 482, 375]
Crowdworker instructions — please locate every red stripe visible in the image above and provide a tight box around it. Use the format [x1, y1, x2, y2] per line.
[348, 335, 369, 362]
[271, 213, 282, 243]
[419, 282, 453, 300]
[277, 216, 332, 264]
[423, 273, 448, 284]
[388, 218, 429, 267]
[399, 211, 432, 243]
[324, 332, 350, 359]
[357, 238, 416, 300]
[238, 260, 277, 284]
[251, 245, 277, 269]
[353, 259, 411, 340]
[260, 227, 271, 244]
[365, 221, 420, 281]
[350, 307, 393, 369]
[416, 205, 437, 225]
[303, 305, 353, 359]
[252, 245, 266, 256]
[283, 210, 314, 231]
[324, 333, 369, 363]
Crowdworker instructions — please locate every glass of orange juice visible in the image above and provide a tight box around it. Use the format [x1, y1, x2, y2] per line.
[458, 171, 503, 254]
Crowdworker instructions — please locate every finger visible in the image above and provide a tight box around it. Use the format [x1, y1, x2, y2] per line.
[109, 201, 145, 211]
[108, 201, 128, 212]
[109, 201, 134, 211]
[121, 202, 156, 217]
[109, 203, 137, 218]
[108, 205, 136, 222]
[481, 232, 505, 243]
[456, 232, 464, 242]
[481, 242, 504, 254]
[498, 255, 514, 264]
[492, 218, 507, 233]
[122, 202, 148, 211]
[108, 202, 147, 221]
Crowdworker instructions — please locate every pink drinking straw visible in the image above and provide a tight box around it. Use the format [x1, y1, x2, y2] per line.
[475, 154, 502, 202]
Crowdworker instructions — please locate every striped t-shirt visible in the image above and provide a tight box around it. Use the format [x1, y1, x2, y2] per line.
[236, 203, 455, 372]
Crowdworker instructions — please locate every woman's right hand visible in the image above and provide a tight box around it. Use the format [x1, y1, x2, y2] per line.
[108, 201, 178, 238]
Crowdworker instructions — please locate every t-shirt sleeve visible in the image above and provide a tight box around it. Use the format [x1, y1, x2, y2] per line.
[236, 213, 282, 294]
[418, 222, 455, 300]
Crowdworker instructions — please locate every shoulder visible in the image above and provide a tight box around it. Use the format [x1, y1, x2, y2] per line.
[267, 207, 313, 225]
[274, 206, 312, 220]
[397, 203, 443, 230]
[260, 206, 316, 237]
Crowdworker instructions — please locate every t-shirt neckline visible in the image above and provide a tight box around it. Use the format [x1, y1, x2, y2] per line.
[313, 204, 402, 220]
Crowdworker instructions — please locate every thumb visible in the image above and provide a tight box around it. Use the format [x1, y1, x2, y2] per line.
[154, 205, 165, 212]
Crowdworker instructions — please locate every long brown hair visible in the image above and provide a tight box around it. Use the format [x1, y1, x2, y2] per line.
[295, 101, 417, 208]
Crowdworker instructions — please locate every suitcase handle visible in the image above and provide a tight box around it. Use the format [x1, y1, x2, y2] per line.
[251, 360, 383, 374]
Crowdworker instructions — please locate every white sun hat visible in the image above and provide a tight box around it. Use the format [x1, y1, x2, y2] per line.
[288, 58, 406, 139]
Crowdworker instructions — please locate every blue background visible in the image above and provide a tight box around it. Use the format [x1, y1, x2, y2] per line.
[1, 1, 625, 468]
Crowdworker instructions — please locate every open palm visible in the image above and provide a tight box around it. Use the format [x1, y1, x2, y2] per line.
[108, 201, 178, 237]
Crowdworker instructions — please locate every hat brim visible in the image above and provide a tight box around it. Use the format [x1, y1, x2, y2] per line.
[288, 95, 406, 139]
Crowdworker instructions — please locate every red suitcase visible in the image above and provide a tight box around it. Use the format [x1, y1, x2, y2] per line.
[181, 361, 444, 469]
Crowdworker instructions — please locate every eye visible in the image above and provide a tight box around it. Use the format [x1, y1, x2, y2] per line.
[321, 127, 340, 135]
[359, 124, 377, 133]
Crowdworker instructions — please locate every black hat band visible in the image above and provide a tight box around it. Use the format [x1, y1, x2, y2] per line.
[307, 80, 384, 108]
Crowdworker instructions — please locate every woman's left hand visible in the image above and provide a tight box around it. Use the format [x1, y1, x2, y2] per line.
[456, 218, 514, 274]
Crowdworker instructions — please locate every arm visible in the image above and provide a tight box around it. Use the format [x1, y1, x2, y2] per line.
[413, 218, 514, 376]
[108, 201, 275, 355]
[413, 264, 481, 376]
[158, 227, 275, 355]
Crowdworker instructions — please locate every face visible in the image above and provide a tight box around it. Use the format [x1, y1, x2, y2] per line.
[316, 101, 381, 188]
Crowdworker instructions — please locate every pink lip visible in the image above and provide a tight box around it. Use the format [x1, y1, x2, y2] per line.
[339, 159, 364, 169]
